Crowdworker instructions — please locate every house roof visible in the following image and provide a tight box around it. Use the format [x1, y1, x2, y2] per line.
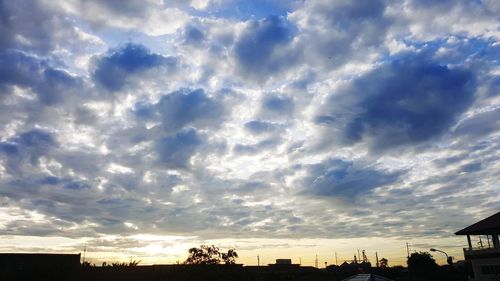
[455, 212, 500, 235]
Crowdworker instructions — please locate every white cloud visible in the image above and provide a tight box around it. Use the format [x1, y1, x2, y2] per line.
[0, 0, 498, 265]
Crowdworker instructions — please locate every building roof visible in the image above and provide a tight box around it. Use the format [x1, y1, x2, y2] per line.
[455, 212, 500, 235]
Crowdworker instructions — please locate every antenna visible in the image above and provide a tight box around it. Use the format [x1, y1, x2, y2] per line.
[83, 244, 87, 264]
[406, 241, 410, 258]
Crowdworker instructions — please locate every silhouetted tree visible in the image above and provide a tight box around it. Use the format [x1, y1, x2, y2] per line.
[81, 261, 94, 267]
[184, 245, 238, 265]
[221, 248, 238, 264]
[379, 257, 388, 268]
[110, 260, 141, 267]
[407, 251, 439, 280]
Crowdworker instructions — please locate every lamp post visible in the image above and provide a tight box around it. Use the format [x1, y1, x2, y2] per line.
[430, 248, 453, 265]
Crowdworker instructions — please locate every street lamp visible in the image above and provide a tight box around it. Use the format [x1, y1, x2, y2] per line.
[430, 248, 453, 265]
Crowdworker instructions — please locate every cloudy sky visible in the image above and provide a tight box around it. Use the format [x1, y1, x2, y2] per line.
[0, 0, 499, 266]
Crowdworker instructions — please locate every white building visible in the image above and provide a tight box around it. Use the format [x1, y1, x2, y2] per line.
[455, 211, 500, 281]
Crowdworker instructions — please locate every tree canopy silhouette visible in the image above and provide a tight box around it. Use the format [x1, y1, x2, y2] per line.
[407, 251, 439, 280]
[184, 245, 238, 265]
[379, 257, 388, 268]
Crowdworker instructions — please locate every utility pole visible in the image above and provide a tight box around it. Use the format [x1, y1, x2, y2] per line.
[257, 255, 260, 266]
[83, 244, 87, 264]
[406, 242, 410, 258]
[335, 252, 338, 265]
[315, 254, 318, 268]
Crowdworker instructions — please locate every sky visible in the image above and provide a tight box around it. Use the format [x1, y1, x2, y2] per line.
[0, 0, 499, 267]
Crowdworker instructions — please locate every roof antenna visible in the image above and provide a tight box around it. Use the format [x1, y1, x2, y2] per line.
[83, 244, 87, 264]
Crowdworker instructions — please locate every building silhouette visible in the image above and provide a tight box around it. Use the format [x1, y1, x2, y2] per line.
[342, 273, 394, 281]
[0, 253, 81, 273]
[455, 211, 500, 281]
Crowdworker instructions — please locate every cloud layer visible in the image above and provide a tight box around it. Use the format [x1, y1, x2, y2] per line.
[0, 0, 498, 263]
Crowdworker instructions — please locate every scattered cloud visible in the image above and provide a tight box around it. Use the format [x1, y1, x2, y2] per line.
[315, 53, 477, 152]
[0, 0, 498, 264]
[92, 44, 177, 92]
[299, 159, 404, 200]
[233, 15, 298, 81]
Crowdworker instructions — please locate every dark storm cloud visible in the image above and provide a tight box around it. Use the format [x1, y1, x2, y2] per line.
[0, 50, 81, 105]
[300, 159, 403, 200]
[234, 15, 297, 80]
[92, 43, 177, 92]
[316, 54, 477, 152]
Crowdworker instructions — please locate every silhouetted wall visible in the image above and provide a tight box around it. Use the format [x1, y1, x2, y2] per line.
[0, 253, 81, 272]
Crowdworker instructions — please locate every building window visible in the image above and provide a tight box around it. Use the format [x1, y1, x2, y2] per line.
[481, 265, 500, 275]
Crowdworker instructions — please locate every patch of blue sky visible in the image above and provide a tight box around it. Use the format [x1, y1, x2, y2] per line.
[190, 0, 304, 20]
[386, 36, 499, 64]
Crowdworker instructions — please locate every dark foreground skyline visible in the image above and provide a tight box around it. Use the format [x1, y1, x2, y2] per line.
[0, 0, 499, 266]
[0, 252, 473, 281]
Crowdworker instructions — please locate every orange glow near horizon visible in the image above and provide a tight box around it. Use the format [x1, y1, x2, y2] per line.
[0, 235, 468, 267]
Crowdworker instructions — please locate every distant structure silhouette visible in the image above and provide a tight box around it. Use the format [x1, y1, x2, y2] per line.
[455, 211, 500, 281]
[0, 253, 80, 273]
[342, 273, 394, 281]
